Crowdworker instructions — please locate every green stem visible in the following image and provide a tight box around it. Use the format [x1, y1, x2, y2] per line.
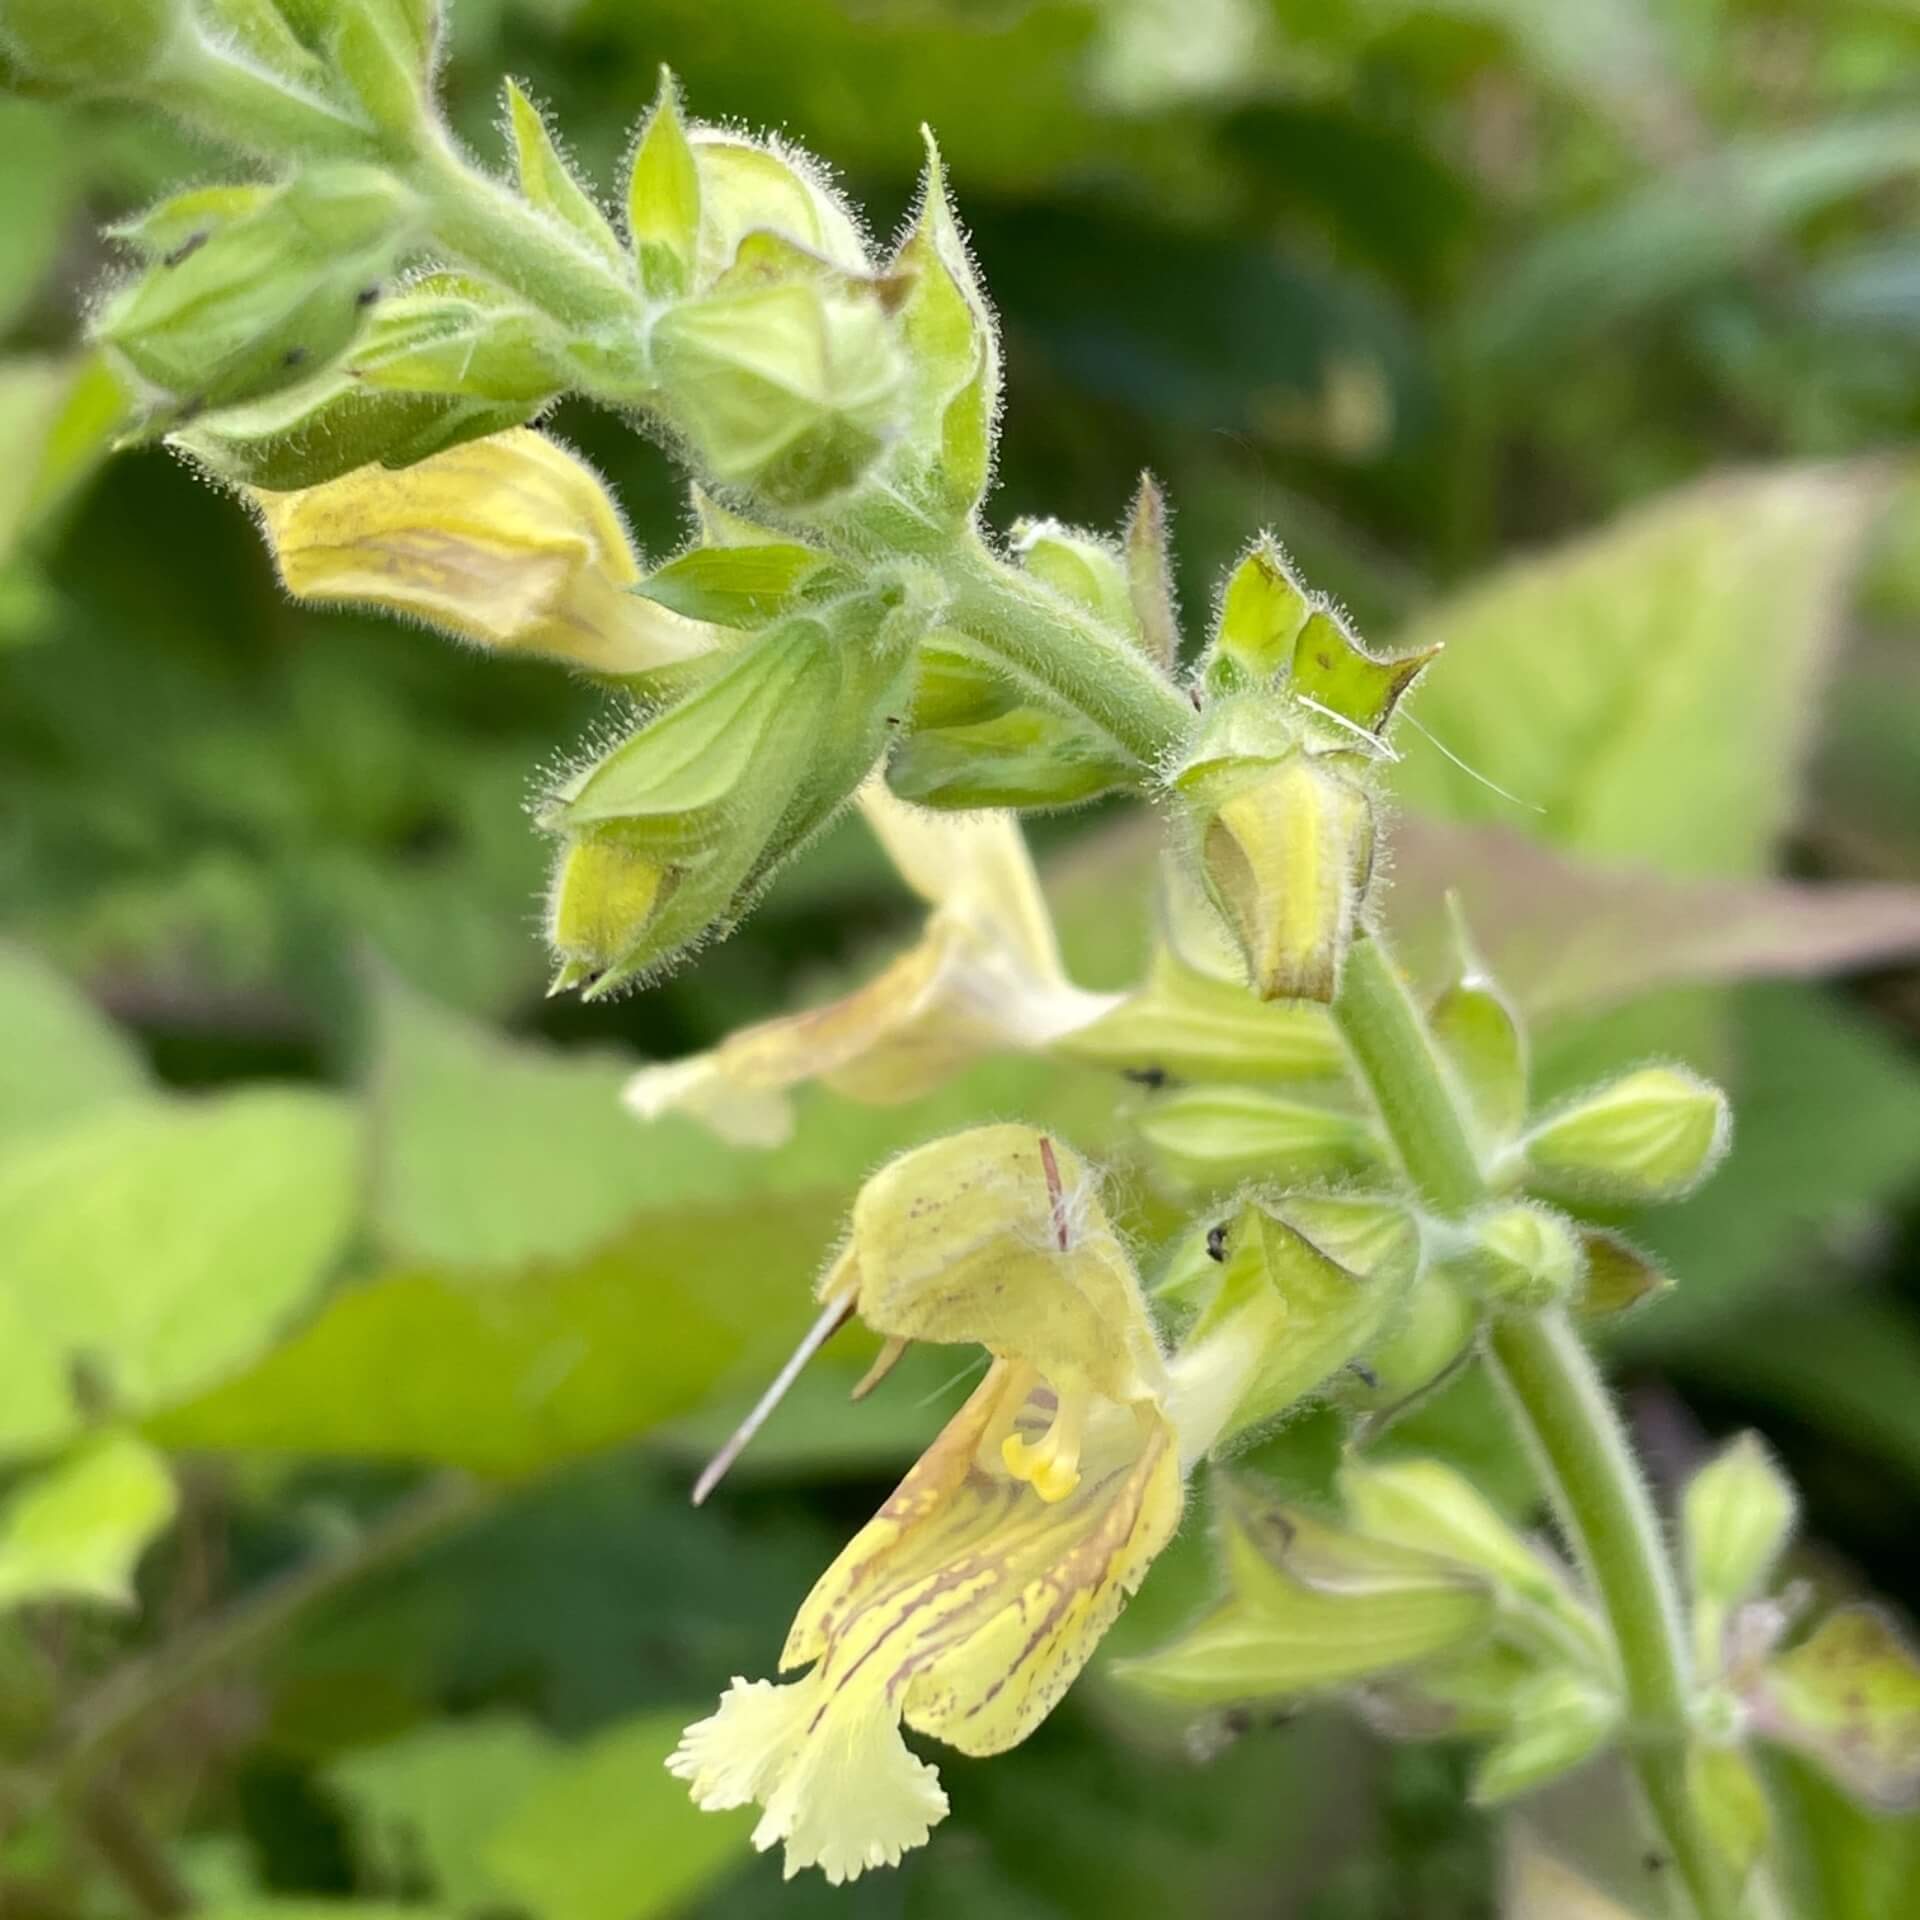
[49, 1473, 489, 1806]
[1488, 1313, 1739, 1920]
[1329, 930, 1740, 1920]
[1330, 933, 1484, 1215]
[944, 542, 1193, 772]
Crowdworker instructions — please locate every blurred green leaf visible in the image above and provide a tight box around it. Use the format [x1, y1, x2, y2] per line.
[1772, 1751, 1920, 1920]
[367, 972, 684, 1271]
[1391, 468, 1885, 877]
[488, 1708, 753, 1920]
[1475, 120, 1920, 370]
[0, 939, 148, 1149]
[0, 100, 75, 334]
[151, 1189, 845, 1473]
[325, 1715, 559, 1908]
[0, 1088, 358, 1458]
[1621, 987, 1920, 1352]
[0, 1428, 176, 1610]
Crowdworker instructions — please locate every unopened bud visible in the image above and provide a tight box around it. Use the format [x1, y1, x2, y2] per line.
[1131, 1085, 1377, 1193]
[1450, 1202, 1584, 1312]
[546, 836, 674, 995]
[1685, 1434, 1797, 1618]
[1182, 742, 1375, 1003]
[885, 701, 1134, 810]
[98, 166, 413, 414]
[0, 0, 179, 88]
[1525, 1064, 1730, 1202]
[1470, 1670, 1619, 1805]
[652, 278, 905, 509]
[1013, 518, 1134, 636]
[1340, 1268, 1477, 1417]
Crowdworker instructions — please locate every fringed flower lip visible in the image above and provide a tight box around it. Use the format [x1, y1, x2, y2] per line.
[667, 1125, 1183, 1881]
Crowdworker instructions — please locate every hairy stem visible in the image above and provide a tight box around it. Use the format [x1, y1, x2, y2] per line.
[1330, 931, 1741, 1920]
[49, 1473, 489, 1805]
[945, 542, 1192, 771]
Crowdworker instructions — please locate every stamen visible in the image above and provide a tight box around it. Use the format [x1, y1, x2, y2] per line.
[1001, 1384, 1088, 1503]
[1038, 1135, 1070, 1250]
[692, 1291, 855, 1505]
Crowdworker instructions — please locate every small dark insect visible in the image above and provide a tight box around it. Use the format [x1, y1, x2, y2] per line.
[281, 345, 308, 369]
[356, 284, 382, 307]
[163, 229, 210, 269]
[1643, 1853, 1669, 1875]
[1205, 1222, 1229, 1263]
[1121, 1064, 1167, 1091]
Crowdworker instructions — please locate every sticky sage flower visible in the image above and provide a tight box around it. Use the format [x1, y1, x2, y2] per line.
[623, 783, 1118, 1145]
[668, 1125, 1183, 1880]
[249, 428, 728, 676]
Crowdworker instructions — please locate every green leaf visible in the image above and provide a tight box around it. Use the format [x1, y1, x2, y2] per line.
[149, 1189, 847, 1473]
[1477, 119, 1920, 370]
[505, 79, 624, 269]
[636, 542, 838, 629]
[1386, 817, 1920, 1020]
[326, 1715, 558, 1908]
[1772, 1752, 1920, 1920]
[367, 972, 682, 1271]
[1117, 1477, 1494, 1708]
[0, 941, 147, 1153]
[486, 1708, 753, 1920]
[1390, 469, 1886, 878]
[1131, 1085, 1378, 1192]
[1759, 1608, 1920, 1810]
[0, 1429, 176, 1611]
[0, 1088, 358, 1459]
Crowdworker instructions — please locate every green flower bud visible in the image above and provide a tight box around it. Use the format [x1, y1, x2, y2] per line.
[1684, 1434, 1797, 1632]
[1428, 904, 1528, 1151]
[0, 0, 179, 89]
[652, 276, 906, 510]
[1013, 517, 1134, 635]
[1118, 1480, 1495, 1711]
[1448, 1201, 1585, 1313]
[1469, 1669, 1619, 1805]
[98, 166, 414, 416]
[1172, 1194, 1417, 1437]
[1174, 699, 1377, 1003]
[543, 583, 926, 994]
[1524, 1064, 1731, 1202]
[1339, 1457, 1605, 1664]
[1131, 1085, 1378, 1194]
[886, 702, 1133, 810]
[1339, 1267, 1477, 1419]
[172, 277, 565, 489]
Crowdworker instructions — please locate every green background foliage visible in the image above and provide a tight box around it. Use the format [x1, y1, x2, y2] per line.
[4, 1, 1920, 1915]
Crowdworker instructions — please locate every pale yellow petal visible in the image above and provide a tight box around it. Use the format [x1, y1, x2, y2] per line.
[251, 430, 728, 674]
[856, 782, 1064, 978]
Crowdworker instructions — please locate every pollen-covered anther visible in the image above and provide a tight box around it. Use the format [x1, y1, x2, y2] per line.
[1001, 1382, 1089, 1503]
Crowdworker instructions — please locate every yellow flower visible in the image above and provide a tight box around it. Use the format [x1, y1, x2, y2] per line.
[624, 783, 1118, 1146]
[249, 429, 729, 676]
[668, 1125, 1183, 1881]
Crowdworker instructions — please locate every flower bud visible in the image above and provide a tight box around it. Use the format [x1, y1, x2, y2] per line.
[1171, 1195, 1417, 1439]
[1131, 1085, 1378, 1194]
[652, 277, 906, 509]
[0, 0, 179, 89]
[98, 167, 414, 416]
[885, 701, 1134, 810]
[1428, 907, 1527, 1150]
[1448, 1202, 1585, 1313]
[1524, 1064, 1730, 1202]
[1013, 518, 1134, 636]
[543, 583, 926, 993]
[1175, 707, 1377, 1003]
[1338, 1268, 1477, 1418]
[248, 428, 728, 677]
[1684, 1434, 1797, 1623]
[1469, 1670, 1619, 1806]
